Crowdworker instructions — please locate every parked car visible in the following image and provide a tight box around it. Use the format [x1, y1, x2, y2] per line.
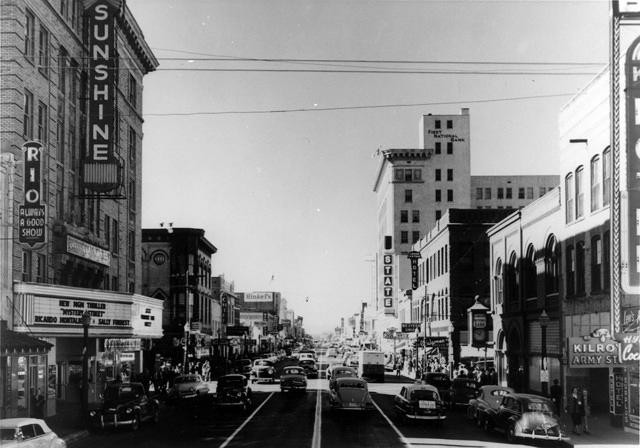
[325, 362, 345, 380]
[167, 374, 209, 401]
[448, 378, 480, 407]
[328, 366, 358, 390]
[88, 381, 160, 430]
[250, 359, 276, 383]
[280, 366, 307, 392]
[484, 393, 567, 443]
[215, 374, 252, 412]
[298, 359, 318, 378]
[0, 418, 66, 448]
[235, 359, 253, 377]
[467, 385, 514, 426]
[329, 377, 374, 412]
[393, 383, 446, 423]
[421, 372, 452, 404]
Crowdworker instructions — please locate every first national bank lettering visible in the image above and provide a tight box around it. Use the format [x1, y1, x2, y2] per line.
[83, 1, 119, 193]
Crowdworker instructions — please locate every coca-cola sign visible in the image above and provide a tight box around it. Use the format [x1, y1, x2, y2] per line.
[568, 328, 640, 368]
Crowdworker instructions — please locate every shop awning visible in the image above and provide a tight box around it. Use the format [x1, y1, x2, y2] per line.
[1, 322, 52, 355]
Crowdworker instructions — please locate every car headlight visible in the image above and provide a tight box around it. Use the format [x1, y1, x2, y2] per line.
[125, 408, 133, 414]
[236, 392, 242, 397]
[268, 369, 274, 374]
[89, 410, 96, 417]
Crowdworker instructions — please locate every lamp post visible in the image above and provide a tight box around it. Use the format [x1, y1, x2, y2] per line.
[81, 311, 91, 424]
[414, 328, 420, 380]
[539, 309, 550, 395]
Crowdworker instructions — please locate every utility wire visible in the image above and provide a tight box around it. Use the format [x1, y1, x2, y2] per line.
[154, 67, 598, 75]
[144, 93, 575, 117]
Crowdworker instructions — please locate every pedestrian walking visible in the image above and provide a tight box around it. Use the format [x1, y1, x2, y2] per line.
[550, 379, 563, 415]
[567, 386, 584, 435]
[581, 387, 591, 434]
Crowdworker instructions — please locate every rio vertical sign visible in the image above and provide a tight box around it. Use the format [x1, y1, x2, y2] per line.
[82, 0, 120, 193]
[19, 141, 46, 246]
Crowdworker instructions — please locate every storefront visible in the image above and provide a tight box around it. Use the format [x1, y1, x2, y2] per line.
[12, 282, 163, 415]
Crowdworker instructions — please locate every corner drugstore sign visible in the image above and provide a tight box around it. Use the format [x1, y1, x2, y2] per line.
[568, 329, 639, 368]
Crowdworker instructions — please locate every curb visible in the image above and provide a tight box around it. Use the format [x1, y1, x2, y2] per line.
[62, 430, 90, 446]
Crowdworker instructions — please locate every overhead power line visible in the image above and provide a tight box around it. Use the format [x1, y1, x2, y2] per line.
[154, 67, 597, 75]
[144, 93, 575, 117]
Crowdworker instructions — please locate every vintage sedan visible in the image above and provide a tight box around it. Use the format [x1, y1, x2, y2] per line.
[298, 359, 318, 379]
[393, 384, 446, 423]
[328, 366, 358, 390]
[484, 393, 567, 443]
[467, 385, 514, 425]
[215, 374, 252, 412]
[0, 418, 66, 448]
[448, 378, 480, 407]
[235, 359, 253, 378]
[421, 372, 452, 404]
[167, 374, 210, 401]
[280, 366, 307, 392]
[250, 359, 276, 383]
[89, 382, 160, 430]
[329, 377, 374, 412]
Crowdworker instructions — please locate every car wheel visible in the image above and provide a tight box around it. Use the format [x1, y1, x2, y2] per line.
[467, 406, 475, 421]
[482, 416, 492, 433]
[476, 413, 483, 428]
[131, 414, 140, 431]
[506, 424, 516, 443]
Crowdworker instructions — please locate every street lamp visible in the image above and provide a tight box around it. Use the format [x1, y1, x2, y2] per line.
[81, 311, 91, 425]
[539, 309, 550, 395]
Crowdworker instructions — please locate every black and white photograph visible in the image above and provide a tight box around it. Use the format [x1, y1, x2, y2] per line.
[1, 1, 639, 447]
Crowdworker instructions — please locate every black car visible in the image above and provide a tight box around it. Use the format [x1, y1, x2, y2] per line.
[235, 359, 253, 378]
[216, 374, 252, 412]
[421, 372, 452, 404]
[448, 378, 480, 407]
[89, 381, 160, 431]
[298, 359, 318, 378]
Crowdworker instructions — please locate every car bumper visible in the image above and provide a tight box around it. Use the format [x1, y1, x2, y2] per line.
[96, 414, 136, 428]
[281, 384, 307, 390]
[515, 431, 567, 441]
[405, 413, 446, 420]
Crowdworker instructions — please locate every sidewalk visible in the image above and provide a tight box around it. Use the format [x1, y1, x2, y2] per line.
[44, 401, 90, 445]
[560, 412, 639, 447]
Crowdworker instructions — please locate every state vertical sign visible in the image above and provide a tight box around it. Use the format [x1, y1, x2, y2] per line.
[19, 141, 46, 246]
[383, 254, 394, 314]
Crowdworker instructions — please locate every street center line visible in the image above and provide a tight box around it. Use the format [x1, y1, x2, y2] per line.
[219, 391, 274, 448]
[311, 366, 323, 448]
[371, 397, 412, 448]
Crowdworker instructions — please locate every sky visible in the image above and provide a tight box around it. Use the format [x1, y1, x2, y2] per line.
[127, 0, 610, 336]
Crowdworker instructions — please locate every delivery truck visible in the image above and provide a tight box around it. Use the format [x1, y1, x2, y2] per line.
[357, 350, 385, 382]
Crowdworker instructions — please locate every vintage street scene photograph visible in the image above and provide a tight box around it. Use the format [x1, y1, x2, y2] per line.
[1, 0, 639, 447]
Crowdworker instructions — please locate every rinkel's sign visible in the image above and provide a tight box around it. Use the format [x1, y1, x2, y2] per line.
[83, 0, 120, 193]
[19, 141, 46, 246]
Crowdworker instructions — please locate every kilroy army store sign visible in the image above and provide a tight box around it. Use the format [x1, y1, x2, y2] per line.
[568, 329, 640, 368]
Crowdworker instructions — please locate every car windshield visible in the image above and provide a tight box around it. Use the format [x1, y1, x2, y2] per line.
[410, 389, 437, 400]
[284, 368, 304, 375]
[334, 369, 355, 376]
[339, 381, 365, 389]
[426, 376, 451, 388]
[0, 429, 15, 441]
[490, 389, 511, 397]
[175, 375, 200, 384]
[219, 378, 244, 388]
[526, 400, 554, 413]
[255, 360, 273, 366]
[104, 384, 140, 402]
[455, 381, 478, 389]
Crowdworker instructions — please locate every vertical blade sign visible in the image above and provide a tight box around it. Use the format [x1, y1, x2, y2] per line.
[19, 141, 46, 246]
[83, 0, 120, 193]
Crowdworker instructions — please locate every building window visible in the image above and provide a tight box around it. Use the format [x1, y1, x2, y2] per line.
[506, 252, 519, 302]
[524, 245, 537, 299]
[576, 241, 585, 294]
[446, 142, 453, 154]
[435, 169, 441, 181]
[23, 89, 34, 138]
[112, 219, 119, 254]
[603, 147, 611, 206]
[58, 47, 68, 95]
[128, 230, 135, 261]
[565, 173, 574, 222]
[22, 250, 33, 282]
[128, 74, 137, 108]
[384, 235, 392, 250]
[575, 166, 584, 218]
[447, 189, 453, 202]
[591, 155, 601, 211]
[37, 102, 48, 143]
[413, 169, 422, 181]
[435, 120, 441, 129]
[56, 101, 65, 162]
[128, 127, 137, 171]
[497, 188, 504, 199]
[400, 231, 409, 244]
[435, 210, 441, 221]
[603, 231, 610, 290]
[435, 189, 441, 202]
[112, 276, 118, 291]
[405, 189, 413, 203]
[35, 254, 46, 283]
[412, 231, 420, 244]
[446, 120, 453, 129]
[484, 188, 491, 200]
[539, 187, 546, 197]
[404, 169, 413, 182]
[526, 187, 534, 200]
[476, 188, 483, 200]
[394, 169, 403, 181]
[38, 25, 50, 77]
[544, 235, 559, 295]
[591, 235, 602, 291]
[566, 245, 575, 296]
[447, 169, 453, 181]
[129, 179, 136, 211]
[25, 9, 35, 61]
[412, 210, 420, 223]
[435, 142, 441, 154]
[495, 258, 503, 304]
[518, 187, 524, 199]
[400, 210, 408, 223]
[105, 215, 111, 250]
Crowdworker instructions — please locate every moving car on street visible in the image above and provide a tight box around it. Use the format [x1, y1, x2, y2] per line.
[393, 383, 446, 423]
[280, 366, 307, 393]
[298, 358, 318, 378]
[329, 377, 374, 412]
[448, 378, 480, 408]
[467, 385, 514, 426]
[215, 374, 252, 412]
[250, 359, 276, 383]
[235, 359, 253, 378]
[0, 418, 66, 448]
[421, 372, 452, 405]
[167, 374, 209, 402]
[88, 381, 160, 431]
[328, 366, 358, 390]
[483, 393, 567, 443]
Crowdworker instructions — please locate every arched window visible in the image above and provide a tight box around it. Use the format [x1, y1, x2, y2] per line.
[603, 147, 611, 206]
[590, 155, 601, 211]
[524, 244, 537, 299]
[506, 251, 519, 302]
[566, 245, 575, 297]
[603, 231, 611, 290]
[591, 235, 602, 292]
[565, 173, 574, 222]
[495, 258, 503, 305]
[576, 241, 585, 294]
[544, 235, 559, 295]
[576, 166, 585, 219]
